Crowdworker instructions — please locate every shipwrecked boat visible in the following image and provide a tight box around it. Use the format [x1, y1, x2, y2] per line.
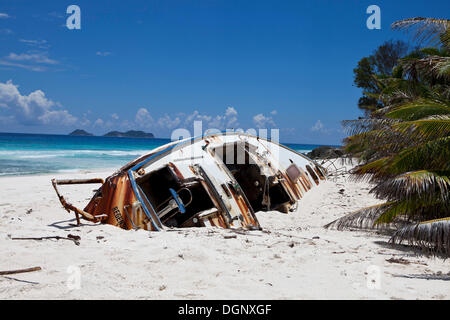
[52, 132, 326, 231]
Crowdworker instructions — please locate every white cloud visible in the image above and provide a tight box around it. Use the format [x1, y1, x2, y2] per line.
[7, 52, 58, 65]
[38, 109, 77, 125]
[311, 120, 323, 131]
[111, 113, 119, 120]
[0, 80, 77, 126]
[48, 12, 64, 19]
[225, 106, 237, 117]
[121, 106, 242, 135]
[0, 28, 13, 35]
[182, 107, 239, 130]
[0, 13, 10, 19]
[96, 51, 112, 56]
[270, 110, 277, 115]
[80, 118, 91, 127]
[311, 120, 324, 132]
[135, 108, 154, 128]
[253, 113, 276, 128]
[19, 39, 49, 49]
[157, 114, 182, 129]
[94, 118, 104, 127]
[184, 110, 211, 124]
[310, 120, 334, 134]
[0, 60, 46, 71]
[0, 52, 58, 71]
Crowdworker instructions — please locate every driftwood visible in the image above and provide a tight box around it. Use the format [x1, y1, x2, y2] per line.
[11, 235, 80, 245]
[0, 266, 41, 276]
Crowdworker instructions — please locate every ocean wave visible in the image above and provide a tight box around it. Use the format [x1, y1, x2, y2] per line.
[0, 149, 150, 159]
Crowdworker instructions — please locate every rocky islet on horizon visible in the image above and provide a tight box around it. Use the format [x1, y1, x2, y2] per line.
[69, 129, 155, 138]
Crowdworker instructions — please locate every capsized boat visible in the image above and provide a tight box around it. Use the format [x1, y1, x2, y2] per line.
[52, 132, 327, 230]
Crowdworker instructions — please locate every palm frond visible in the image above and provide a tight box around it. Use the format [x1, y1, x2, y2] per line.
[393, 119, 450, 141]
[374, 198, 447, 224]
[386, 136, 450, 174]
[341, 118, 399, 136]
[371, 170, 450, 203]
[385, 100, 450, 120]
[352, 157, 394, 180]
[391, 17, 450, 47]
[324, 203, 395, 230]
[389, 217, 450, 255]
[437, 59, 450, 78]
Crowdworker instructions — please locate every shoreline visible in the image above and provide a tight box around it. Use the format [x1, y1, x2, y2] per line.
[0, 159, 449, 299]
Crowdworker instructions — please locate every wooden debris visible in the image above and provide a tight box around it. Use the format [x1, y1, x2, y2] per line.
[386, 257, 410, 265]
[11, 235, 80, 246]
[0, 266, 41, 276]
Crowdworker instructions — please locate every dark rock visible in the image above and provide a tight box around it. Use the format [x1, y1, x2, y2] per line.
[306, 146, 344, 159]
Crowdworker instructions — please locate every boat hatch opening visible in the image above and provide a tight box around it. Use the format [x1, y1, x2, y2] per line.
[136, 165, 216, 228]
[213, 142, 291, 213]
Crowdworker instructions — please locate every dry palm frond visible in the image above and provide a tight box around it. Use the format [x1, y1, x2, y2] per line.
[391, 18, 450, 48]
[421, 114, 450, 120]
[341, 118, 399, 136]
[351, 157, 394, 181]
[378, 90, 418, 109]
[436, 59, 450, 78]
[375, 198, 448, 224]
[389, 217, 450, 256]
[324, 203, 395, 230]
[399, 56, 450, 82]
[371, 170, 450, 203]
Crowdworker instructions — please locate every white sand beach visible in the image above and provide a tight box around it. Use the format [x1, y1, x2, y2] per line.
[0, 161, 449, 300]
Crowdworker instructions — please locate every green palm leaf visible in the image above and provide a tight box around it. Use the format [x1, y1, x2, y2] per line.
[385, 101, 450, 120]
[393, 118, 450, 141]
[386, 136, 450, 173]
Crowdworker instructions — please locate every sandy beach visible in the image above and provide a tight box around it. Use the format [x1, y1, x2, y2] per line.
[0, 161, 449, 300]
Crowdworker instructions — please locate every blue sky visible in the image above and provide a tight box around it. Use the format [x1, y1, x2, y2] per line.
[0, 0, 448, 144]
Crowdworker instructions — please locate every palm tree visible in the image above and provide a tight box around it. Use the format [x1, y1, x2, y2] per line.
[391, 18, 449, 49]
[326, 18, 450, 256]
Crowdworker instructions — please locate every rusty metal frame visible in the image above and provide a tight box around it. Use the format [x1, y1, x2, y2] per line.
[51, 178, 107, 225]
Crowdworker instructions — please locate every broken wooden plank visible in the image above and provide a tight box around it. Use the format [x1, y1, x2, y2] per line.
[0, 266, 41, 276]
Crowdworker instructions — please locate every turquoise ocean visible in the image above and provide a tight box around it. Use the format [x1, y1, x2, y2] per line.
[0, 132, 327, 176]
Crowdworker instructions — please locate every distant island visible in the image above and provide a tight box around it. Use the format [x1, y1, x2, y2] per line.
[68, 129, 94, 136]
[68, 129, 154, 138]
[103, 130, 154, 138]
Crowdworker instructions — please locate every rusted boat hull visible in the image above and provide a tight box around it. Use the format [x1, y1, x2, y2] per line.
[52, 132, 326, 231]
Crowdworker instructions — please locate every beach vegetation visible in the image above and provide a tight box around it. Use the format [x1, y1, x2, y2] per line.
[327, 17, 450, 256]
